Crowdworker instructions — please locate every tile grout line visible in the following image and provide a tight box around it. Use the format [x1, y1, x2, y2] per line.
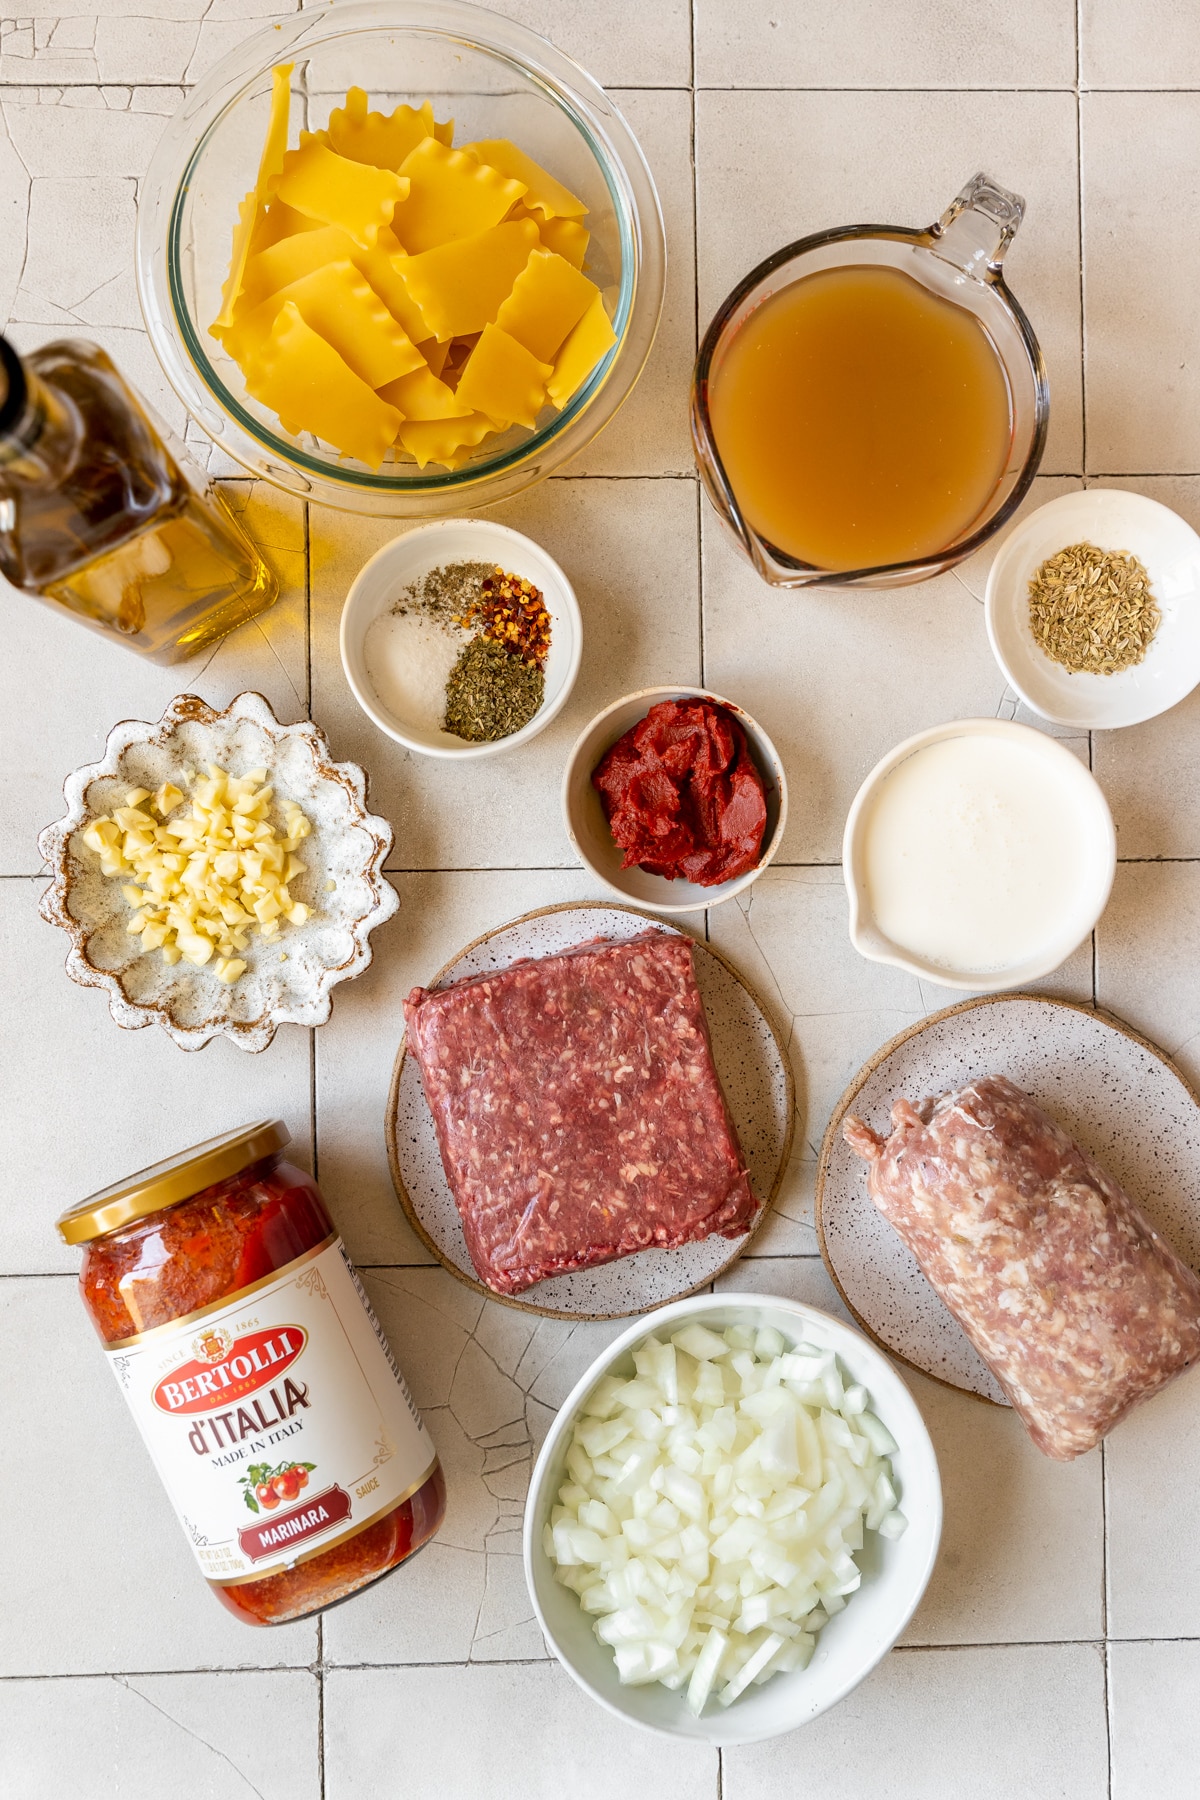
[8, 854, 1200, 883]
[316, 1615, 326, 1800]
[3, 1638, 1192, 1685]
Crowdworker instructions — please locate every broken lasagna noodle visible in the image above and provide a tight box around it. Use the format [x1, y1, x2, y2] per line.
[211, 69, 618, 470]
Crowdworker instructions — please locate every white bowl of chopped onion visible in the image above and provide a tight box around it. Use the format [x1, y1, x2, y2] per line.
[523, 1293, 940, 1745]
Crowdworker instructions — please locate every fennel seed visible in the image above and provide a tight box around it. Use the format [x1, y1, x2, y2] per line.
[1027, 540, 1160, 676]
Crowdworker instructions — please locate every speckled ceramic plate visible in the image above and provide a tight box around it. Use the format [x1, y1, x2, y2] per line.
[816, 994, 1200, 1403]
[386, 902, 795, 1319]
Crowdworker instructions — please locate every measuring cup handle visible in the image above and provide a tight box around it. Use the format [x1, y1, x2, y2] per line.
[930, 172, 1026, 279]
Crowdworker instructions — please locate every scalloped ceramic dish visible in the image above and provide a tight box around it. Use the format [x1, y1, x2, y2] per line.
[37, 691, 398, 1052]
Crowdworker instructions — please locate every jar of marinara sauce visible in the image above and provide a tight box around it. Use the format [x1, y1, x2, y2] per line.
[57, 1120, 445, 1625]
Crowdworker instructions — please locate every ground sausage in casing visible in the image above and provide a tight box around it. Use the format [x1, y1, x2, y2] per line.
[844, 1075, 1200, 1458]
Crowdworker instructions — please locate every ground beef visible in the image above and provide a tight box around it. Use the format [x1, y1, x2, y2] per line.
[404, 932, 757, 1296]
[845, 1075, 1200, 1459]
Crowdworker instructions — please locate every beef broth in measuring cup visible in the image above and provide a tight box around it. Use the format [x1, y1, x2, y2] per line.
[692, 173, 1048, 589]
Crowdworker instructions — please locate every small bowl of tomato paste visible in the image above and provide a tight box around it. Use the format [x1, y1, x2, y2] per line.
[562, 686, 788, 913]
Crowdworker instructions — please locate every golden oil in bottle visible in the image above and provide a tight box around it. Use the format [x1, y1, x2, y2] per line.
[0, 334, 277, 663]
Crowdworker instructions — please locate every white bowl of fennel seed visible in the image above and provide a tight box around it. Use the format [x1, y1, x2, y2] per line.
[340, 519, 582, 759]
[985, 489, 1200, 729]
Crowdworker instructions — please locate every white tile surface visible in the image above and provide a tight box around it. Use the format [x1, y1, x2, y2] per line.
[323, 1266, 626, 1666]
[1105, 1355, 1200, 1639]
[1090, 478, 1200, 856]
[1109, 1641, 1200, 1800]
[567, 89, 695, 478]
[324, 1663, 719, 1800]
[723, 1644, 1108, 1800]
[701, 480, 1094, 864]
[695, 0, 1078, 90]
[1082, 0, 1200, 89]
[5, 0, 1200, 1788]
[1097, 862, 1200, 1086]
[0, 1670, 320, 1800]
[1082, 93, 1200, 473]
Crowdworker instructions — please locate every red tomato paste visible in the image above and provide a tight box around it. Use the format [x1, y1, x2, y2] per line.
[592, 698, 768, 885]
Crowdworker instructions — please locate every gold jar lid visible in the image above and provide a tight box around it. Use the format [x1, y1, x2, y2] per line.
[56, 1120, 290, 1246]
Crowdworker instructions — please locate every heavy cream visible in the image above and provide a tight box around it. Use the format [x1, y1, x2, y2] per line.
[860, 733, 1101, 974]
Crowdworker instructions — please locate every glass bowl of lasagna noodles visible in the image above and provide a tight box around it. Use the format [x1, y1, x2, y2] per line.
[135, 0, 666, 515]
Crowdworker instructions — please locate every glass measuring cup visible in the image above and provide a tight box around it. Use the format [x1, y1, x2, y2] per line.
[691, 173, 1049, 589]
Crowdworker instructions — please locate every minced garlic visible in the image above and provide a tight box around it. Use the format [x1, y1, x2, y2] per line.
[81, 765, 313, 982]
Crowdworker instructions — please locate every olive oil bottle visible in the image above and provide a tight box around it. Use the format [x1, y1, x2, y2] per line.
[0, 334, 277, 663]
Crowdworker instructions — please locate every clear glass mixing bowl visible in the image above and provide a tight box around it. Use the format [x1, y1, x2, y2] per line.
[135, 0, 665, 516]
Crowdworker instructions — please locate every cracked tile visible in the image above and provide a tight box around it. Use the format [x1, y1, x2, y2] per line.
[323, 1539, 489, 1666]
[468, 1552, 546, 1661]
[360, 1269, 478, 1411]
[351, 1266, 622, 1663]
[450, 1338, 527, 1441]
[7, 317, 189, 431]
[483, 1460, 530, 1502]
[0, 1670, 320, 1800]
[94, 15, 201, 83]
[17, 176, 138, 326]
[2, 85, 175, 177]
[0, 97, 30, 320]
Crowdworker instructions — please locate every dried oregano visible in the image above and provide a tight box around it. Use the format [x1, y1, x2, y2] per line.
[443, 636, 545, 742]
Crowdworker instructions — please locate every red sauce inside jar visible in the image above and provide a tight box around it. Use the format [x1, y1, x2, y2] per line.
[77, 1147, 445, 1625]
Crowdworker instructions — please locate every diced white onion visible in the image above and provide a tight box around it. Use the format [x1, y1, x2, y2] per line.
[545, 1324, 908, 1717]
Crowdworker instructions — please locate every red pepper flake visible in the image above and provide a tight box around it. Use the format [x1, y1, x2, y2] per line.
[454, 565, 552, 671]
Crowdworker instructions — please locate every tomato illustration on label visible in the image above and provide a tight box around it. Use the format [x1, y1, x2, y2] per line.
[239, 1459, 315, 1514]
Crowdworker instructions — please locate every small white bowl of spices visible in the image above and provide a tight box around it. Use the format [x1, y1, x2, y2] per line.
[340, 519, 582, 758]
[985, 489, 1200, 729]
